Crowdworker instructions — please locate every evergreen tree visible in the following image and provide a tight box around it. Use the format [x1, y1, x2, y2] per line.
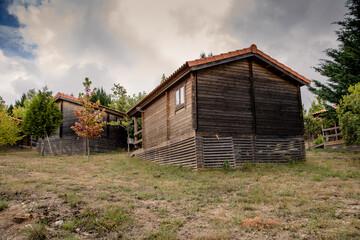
[110, 83, 146, 113]
[11, 89, 36, 119]
[22, 87, 62, 155]
[309, 0, 360, 114]
[161, 74, 167, 83]
[90, 87, 112, 107]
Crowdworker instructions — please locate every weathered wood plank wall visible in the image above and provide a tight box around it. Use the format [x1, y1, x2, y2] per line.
[136, 57, 305, 168]
[196, 59, 253, 133]
[37, 100, 126, 155]
[252, 61, 303, 136]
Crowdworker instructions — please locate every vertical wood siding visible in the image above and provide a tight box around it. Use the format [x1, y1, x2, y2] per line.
[135, 58, 306, 168]
[196, 59, 253, 133]
[252, 61, 303, 136]
[143, 95, 167, 149]
[168, 76, 193, 139]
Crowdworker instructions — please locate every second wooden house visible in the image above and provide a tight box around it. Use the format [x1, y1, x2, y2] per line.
[127, 44, 310, 168]
[38, 93, 127, 155]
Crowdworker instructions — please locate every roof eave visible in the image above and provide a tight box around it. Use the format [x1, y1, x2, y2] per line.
[127, 65, 191, 117]
[55, 96, 126, 117]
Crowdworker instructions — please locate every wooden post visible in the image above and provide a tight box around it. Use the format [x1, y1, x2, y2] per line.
[166, 91, 170, 140]
[334, 121, 338, 141]
[59, 101, 63, 138]
[134, 116, 138, 148]
[248, 59, 257, 162]
[141, 112, 145, 149]
[191, 72, 198, 130]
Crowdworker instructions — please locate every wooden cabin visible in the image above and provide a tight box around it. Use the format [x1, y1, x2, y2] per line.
[37, 93, 127, 155]
[127, 44, 310, 168]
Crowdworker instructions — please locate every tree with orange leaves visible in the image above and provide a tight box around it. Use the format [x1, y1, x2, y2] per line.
[71, 78, 106, 160]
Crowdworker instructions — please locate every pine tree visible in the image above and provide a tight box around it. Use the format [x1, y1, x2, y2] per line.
[90, 87, 112, 107]
[309, 0, 360, 113]
[71, 78, 106, 160]
[22, 88, 62, 155]
[161, 74, 167, 83]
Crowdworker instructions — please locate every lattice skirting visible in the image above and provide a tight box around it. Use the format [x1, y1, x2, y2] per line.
[136, 135, 305, 169]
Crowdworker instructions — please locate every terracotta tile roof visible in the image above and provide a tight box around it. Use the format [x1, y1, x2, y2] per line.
[10, 116, 23, 122]
[53, 92, 125, 116]
[312, 105, 337, 117]
[127, 44, 311, 116]
[187, 44, 310, 84]
[53, 92, 78, 103]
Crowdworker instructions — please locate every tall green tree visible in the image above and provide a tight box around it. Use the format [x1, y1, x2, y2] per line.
[71, 78, 106, 160]
[110, 83, 146, 113]
[110, 83, 128, 112]
[22, 87, 62, 155]
[337, 82, 360, 145]
[109, 83, 146, 153]
[11, 89, 36, 119]
[90, 87, 112, 107]
[0, 97, 24, 146]
[309, 0, 360, 115]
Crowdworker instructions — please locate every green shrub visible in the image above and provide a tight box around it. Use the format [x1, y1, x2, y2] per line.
[23, 223, 48, 240]
[62, 220, 76, 230]
[222, 160, 232, 172]
[0, 200, 9, 211]
[75, 206, 130, 234]
[314, 134, 325, 145]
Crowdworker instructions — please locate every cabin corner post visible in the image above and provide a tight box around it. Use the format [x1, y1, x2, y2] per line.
[191, 72, 198, 130]
[248, 58, 257, 162]
[141, 112, 145, 148]
[166, 91, 170, 140]
[134, 116, 138, 148]
[195, 133, 204, 169]
[297, 85, 306, 161]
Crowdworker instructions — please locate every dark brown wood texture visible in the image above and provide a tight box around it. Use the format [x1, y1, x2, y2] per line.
[136, 58, 306, 168]
[196, 59, 253, 133]
[252, 61, 303, 136]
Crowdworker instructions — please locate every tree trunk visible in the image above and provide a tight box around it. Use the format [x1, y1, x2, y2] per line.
[307, 136, 311, 151]
[127, 129, 130, 156]
[87, 138, 90, 161]
[46, 135, 54, 156]
[41, 138, 45, 156]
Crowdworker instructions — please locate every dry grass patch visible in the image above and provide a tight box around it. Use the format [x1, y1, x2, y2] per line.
[0, 148, 359, 239]
[241, 216, 282, 229]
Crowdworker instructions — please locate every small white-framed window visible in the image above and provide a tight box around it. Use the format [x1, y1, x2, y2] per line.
[175, 85, 185, 110]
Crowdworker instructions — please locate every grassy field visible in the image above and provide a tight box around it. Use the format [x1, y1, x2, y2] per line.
[0, 149, 359, 239]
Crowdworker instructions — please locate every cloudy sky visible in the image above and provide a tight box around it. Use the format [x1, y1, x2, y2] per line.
[0, 0, 346, 109]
